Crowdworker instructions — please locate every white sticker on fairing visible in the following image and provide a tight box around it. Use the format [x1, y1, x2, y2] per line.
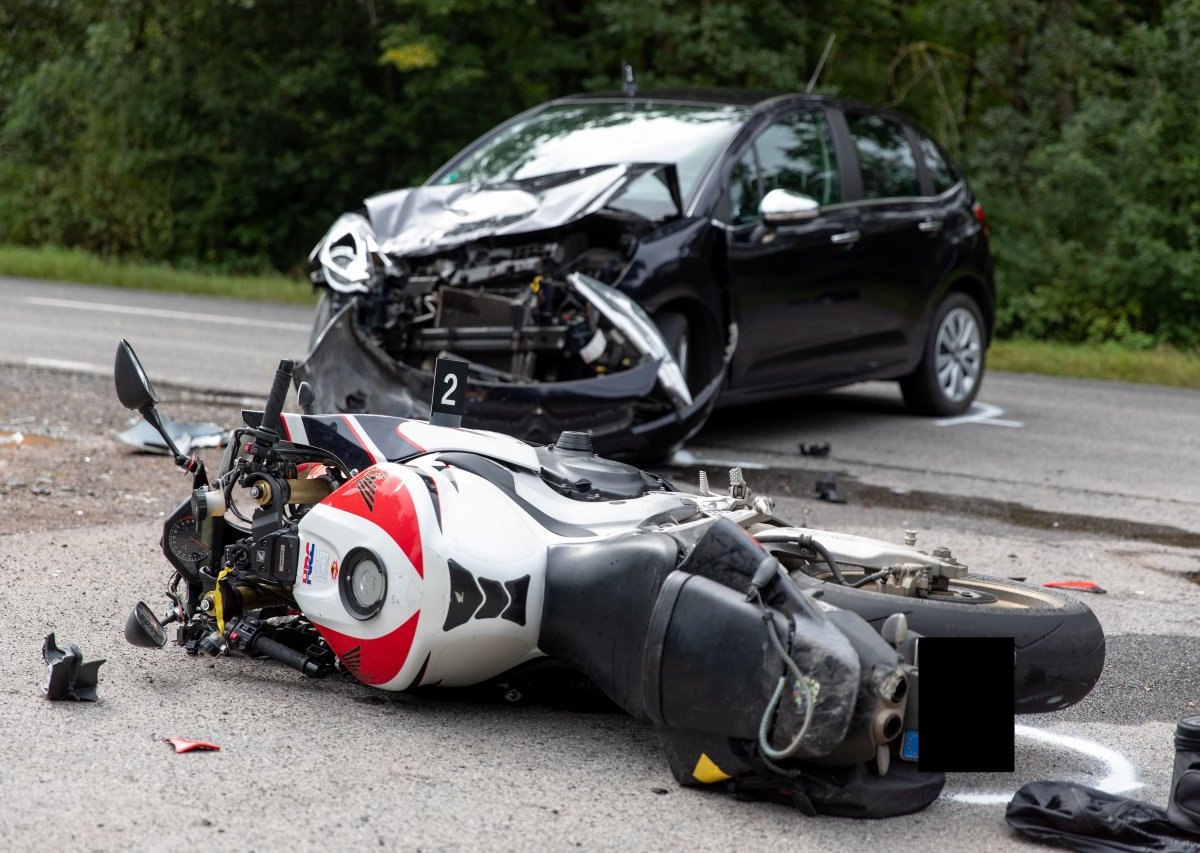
[301, 542, 335, 585]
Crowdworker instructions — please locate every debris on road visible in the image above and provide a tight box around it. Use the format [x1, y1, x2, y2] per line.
[815, 474, 846, 504]
[1042, 580, 1107, 594]
[116, 416, 225, 456]
[164, 738, 221, 754]
[799, 442, 831, 457]
[42, 633, 104, 701]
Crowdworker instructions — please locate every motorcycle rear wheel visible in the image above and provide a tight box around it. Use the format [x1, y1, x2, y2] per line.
[788, 569, 1105, 714]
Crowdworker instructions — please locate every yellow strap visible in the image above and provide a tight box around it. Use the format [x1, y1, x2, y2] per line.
[692, 753, 732, 784]
[213, 566, 232, 634]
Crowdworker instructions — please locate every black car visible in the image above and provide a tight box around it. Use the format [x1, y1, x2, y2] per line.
[301, 90, 993, 459]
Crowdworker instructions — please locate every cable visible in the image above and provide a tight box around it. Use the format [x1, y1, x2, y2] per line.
[755, 531, 847, 585]
[753, 591, 818, 763]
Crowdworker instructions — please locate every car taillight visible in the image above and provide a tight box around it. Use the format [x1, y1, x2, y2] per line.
[973, 202, 990, 240]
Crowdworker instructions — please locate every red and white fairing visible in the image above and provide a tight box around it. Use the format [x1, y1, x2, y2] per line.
[293, 460, 542, 689]
[288, 417, 693, 690]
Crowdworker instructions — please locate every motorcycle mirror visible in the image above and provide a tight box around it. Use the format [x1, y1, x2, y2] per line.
[124, 601, 168, 648]
[114, 340, 191, 465]
[114, 339, 160, 412]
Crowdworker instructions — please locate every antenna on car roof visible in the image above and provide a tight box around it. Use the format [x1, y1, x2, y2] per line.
[622, 61, 637, 97]
[805, 33, 837, 94]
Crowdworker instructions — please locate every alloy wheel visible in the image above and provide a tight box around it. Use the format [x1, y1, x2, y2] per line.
[934, 306, 983, 403]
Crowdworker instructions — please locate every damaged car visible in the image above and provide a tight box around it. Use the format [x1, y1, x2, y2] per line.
[301, 92, 993, 459]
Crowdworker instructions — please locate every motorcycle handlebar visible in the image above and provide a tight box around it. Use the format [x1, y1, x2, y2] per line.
[261, 359, 294, 436]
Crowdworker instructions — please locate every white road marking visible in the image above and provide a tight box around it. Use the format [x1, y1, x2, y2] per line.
[935, 401, 1024, 428]
[948, 724, 1142, 805]
[23, 296, 310, 332]
[25, 357, 109, 375]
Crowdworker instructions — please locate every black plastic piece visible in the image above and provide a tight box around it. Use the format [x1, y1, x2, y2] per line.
[42, 634, 104, 701]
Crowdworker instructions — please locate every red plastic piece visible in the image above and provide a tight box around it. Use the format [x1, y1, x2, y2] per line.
[164, 737, 221, 753]
[1042, 580, 1107, 594]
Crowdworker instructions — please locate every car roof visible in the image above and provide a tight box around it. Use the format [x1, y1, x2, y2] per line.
[555, 89, 916, 125]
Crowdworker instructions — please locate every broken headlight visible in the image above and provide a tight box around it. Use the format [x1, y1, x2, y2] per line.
[312, 213, 381, 295]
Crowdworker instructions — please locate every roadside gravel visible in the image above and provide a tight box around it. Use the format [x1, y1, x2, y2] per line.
[0, 365, 249, 534]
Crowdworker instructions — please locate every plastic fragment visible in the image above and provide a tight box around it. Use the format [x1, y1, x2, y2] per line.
[1042, 580, 1107, 594]
[815, 475, 845, 504]
[164, 738, 221, 753]
[42, 633, 104, 701]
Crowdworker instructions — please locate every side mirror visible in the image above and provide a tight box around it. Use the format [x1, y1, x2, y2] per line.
[124, 601, 168, 648]
[114, 339, 190, 466]
[114, 339, 159, 412]
[760, 188, 820, 225]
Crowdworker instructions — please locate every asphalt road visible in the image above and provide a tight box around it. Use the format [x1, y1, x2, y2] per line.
[1, 276, 1198, 850]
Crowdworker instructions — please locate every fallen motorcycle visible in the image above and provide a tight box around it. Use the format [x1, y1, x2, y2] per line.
[115, 340, 1103, 817]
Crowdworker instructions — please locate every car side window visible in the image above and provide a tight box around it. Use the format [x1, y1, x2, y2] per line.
[918, 135, 959, 194]
[846, 113, 920, 199]
[756, 111, 841, 206]
[726, 149, 762, 226]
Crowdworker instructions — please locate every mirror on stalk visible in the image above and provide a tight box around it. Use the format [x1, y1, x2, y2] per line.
[114, 339, 159, 411]
[124, 601, 168, 648]
[760, 188, 820, 225]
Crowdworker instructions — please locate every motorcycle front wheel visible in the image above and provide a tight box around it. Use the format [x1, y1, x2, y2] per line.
[787, 569, 1105, 715]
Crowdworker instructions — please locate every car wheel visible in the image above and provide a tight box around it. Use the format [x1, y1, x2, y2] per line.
[900, 292, 986, 416]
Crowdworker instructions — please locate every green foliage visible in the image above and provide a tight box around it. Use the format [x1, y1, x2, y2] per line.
[0, 0, 1197, 347]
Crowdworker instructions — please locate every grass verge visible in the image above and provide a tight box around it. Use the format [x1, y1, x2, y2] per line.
[989, 339, 1200, 390]
[0, 244, 316, 305]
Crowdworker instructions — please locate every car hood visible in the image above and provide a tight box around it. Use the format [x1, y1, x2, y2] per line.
[364, 163, 681, 257]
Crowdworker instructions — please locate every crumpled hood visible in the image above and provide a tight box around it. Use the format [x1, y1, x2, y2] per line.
[364, 163, 679, 257]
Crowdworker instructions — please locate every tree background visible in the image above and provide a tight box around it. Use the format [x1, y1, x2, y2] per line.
[1, 0, 1197, 346]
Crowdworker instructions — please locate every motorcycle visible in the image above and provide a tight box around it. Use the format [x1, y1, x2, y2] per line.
[114, 340, 1103, 817]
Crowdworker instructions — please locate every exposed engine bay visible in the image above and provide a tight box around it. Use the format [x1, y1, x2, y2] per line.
[300, 164, 731, 456]
[317, 218, 649, 384]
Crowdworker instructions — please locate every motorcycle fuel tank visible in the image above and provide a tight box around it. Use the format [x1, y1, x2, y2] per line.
[294, 461, 547, 689]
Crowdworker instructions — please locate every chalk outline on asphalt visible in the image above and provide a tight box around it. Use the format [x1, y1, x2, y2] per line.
[935, 401, 1024, 428]
[947, 724, 1142, 805]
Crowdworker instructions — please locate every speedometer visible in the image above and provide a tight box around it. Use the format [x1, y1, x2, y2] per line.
[167, 513, 211, 567]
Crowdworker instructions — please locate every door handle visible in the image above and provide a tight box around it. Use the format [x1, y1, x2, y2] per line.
[918, 219, 944, 233]
[830, 229, 861, 246]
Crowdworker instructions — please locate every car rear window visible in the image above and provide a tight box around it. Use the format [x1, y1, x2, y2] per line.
[435, 102, 749, 208]
[846, 113, 920, 200]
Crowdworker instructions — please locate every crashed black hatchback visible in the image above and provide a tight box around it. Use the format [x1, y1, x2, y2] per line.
[300, 92, 993, 459]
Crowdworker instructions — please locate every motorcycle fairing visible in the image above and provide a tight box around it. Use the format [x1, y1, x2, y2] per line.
[297, 461, 549, 689]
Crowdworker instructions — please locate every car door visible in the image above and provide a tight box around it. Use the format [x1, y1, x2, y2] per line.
[838, 111, 946, 371]
[723, 109, 867, 393]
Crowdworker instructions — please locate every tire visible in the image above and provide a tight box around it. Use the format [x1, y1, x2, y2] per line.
[790, 570, 1105, 714]
[900, 291, 986, 416]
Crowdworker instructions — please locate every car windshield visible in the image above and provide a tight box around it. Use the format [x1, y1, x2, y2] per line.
[435, 101, 749, 212]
